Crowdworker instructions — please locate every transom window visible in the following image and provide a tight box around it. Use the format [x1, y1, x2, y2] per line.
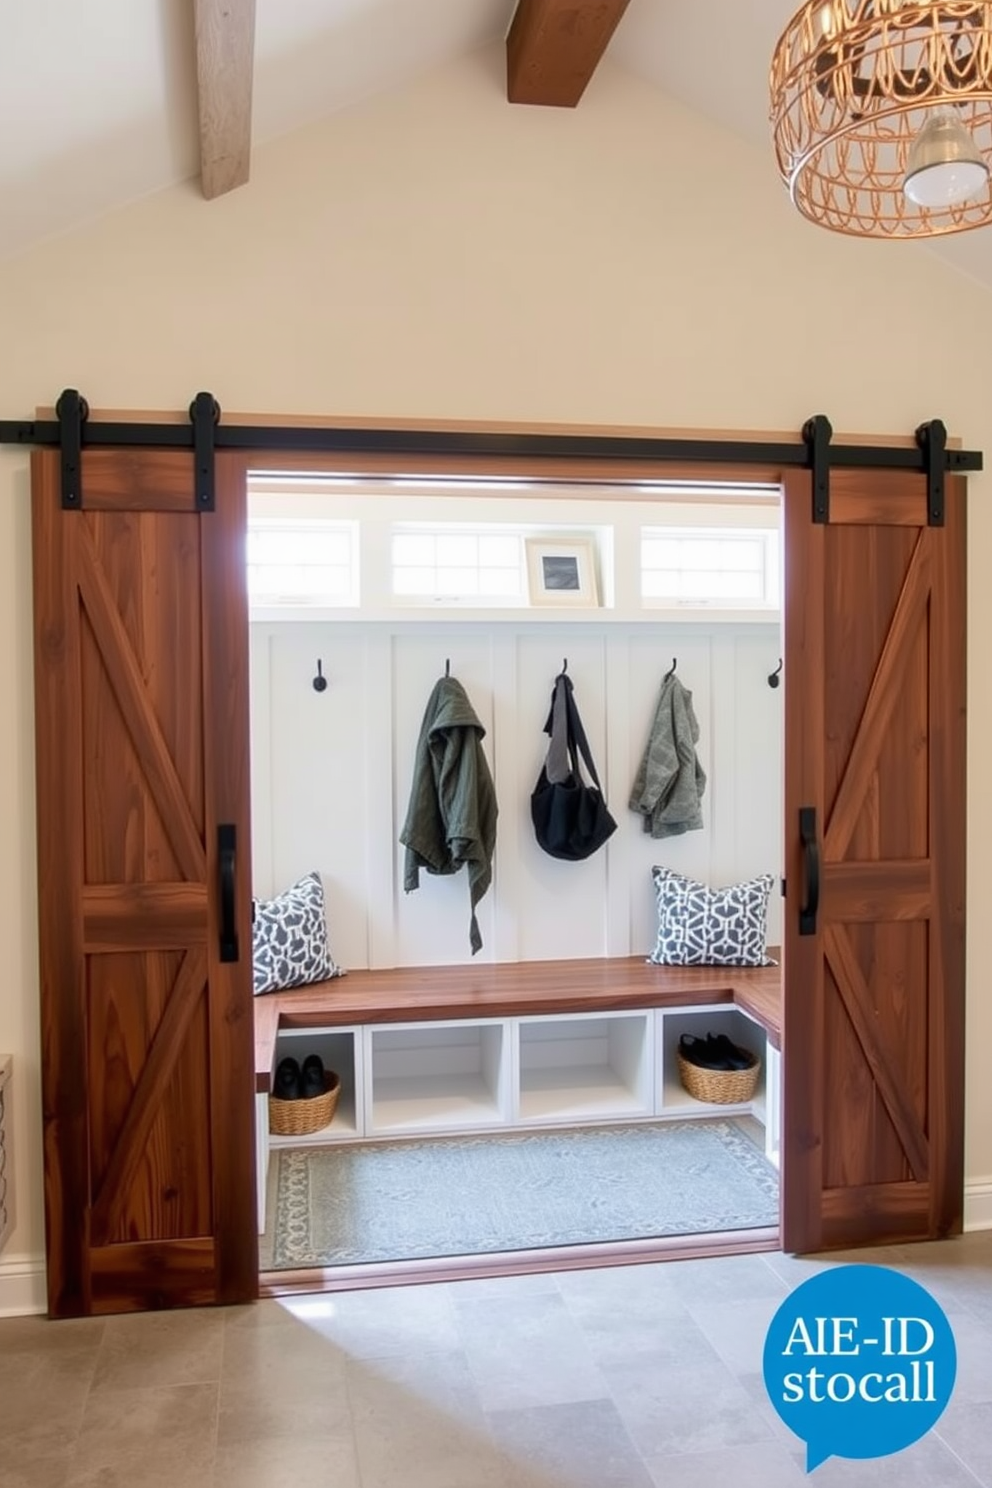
[641, 527, 780, 609]
[391, 528, 524, 603]
[247, 520, 358, 606]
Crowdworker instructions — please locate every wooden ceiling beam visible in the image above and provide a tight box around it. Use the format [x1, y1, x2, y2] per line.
[506, 0, 632, 108]
[194, 0, 257, 200]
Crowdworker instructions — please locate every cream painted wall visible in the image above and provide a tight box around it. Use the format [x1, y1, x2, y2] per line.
[1, 44, 990, 1266]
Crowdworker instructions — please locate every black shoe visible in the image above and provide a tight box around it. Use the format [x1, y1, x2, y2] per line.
[705, 1033, 756, 1070]
[679, 1034, 732, 1071]
[301, 1054, 326, 1100]
[273, 1056, 303, 1100]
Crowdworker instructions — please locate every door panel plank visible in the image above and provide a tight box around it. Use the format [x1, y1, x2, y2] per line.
[32, 451, 91, 1317]
[822, 861, 931, 921]
[88, 951, 180, 1202]
[821, 958, 900, 1188]
[83, 884, 209, 950]
[824, 531, 930, 861]
[202, 453, 258, 1304]
[829, 489, 928, 526]
[80, 608, 185, 886]
[82, 450, 200, 509]
[86, 507, 206, 854]
[928, 475, 967, 1235]
[90, 1238, 216, 1314]
[90, 949, 209, 1247]
[782, 478, 826, 1251]
[824, 925, 929, 1181]
[822, 1181, 929, 1247]
[75, 520, 206, 883]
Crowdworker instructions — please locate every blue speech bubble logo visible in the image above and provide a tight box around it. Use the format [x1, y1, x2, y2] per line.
[762, 1263, 956, 1472]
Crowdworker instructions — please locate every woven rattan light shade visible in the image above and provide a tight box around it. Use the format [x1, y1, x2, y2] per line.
[770, 2, 992, 238]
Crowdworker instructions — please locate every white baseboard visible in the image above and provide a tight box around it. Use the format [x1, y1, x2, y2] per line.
[0, 1252, 46, 1316]
[964, 1178, 992, 1232]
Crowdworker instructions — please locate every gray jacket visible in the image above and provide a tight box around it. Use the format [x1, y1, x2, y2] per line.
[399, 676, 498, 954]
[629, 674, 706, 837]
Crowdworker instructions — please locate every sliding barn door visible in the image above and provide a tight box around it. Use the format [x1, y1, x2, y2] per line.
[782, 467, 966, 1252]
[32, 447, 257, 1315]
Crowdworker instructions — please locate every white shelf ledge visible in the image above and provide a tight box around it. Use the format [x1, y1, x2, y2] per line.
[518, 1066, 649, 1122]
[268, 1103, 360, 1148]
[371, 1073, 503, 1134]
[660, 1071, 755, 1117]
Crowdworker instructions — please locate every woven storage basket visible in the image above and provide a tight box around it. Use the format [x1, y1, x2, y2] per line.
[269, 1070, 341, 1137]
[677, 1049, 760, 1105]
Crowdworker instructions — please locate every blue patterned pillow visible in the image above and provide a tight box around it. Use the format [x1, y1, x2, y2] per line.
[648, 867, 776, 967]
[252, 871, 344, 995]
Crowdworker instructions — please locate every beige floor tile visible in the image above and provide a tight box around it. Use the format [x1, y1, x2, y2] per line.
[683, 1292, 789, 1377]
[0, 1317, 105, 1356]
[217, 1374, 352, 1446]
[0, 1352, 94, 1438]
[642, 1439, 807, 1488]
[278, 1283, 461, 1360]
[221, 1313, 348, 1391]
[223, 1296, 315, 1332]
[67, 1457, 214, 1488]
[348, 1349, 507, 1488]
[213, 1436, 362, 1488]
[70, 1382, 218, 1481]
[90, 1309, 224, 1393]
[2, 1459, 73, 1488]
[604, 1355, 776, 1459]
[489, 1397, 656, 1488]
[456, 1292, 608, 1412]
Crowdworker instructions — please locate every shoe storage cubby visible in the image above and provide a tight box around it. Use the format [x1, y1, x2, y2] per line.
[658, 1006, 767, 1117]
[268, 1027, 361, 1148]
[516, 1012, 652, 1124]
[367, 1019, 509, 1136]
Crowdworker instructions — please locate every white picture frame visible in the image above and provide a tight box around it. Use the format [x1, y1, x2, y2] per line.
[525, 538, 599, 608]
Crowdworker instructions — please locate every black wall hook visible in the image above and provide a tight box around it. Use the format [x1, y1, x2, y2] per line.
[444, 658, 450, 677]
[664, 657, 677, 681]
[768, 658, 783, 689]
[312, 660, 328, 693]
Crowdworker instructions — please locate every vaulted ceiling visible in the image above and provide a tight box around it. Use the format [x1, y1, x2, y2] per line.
[4, 1, 992, 286]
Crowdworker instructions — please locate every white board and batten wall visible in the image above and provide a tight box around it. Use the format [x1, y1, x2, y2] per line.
[249, 620, 784, 969]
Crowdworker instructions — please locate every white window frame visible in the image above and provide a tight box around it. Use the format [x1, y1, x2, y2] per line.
[640, 524, 781, 613]
[247, 517, 360, 611]
[389, 523, 527, 608]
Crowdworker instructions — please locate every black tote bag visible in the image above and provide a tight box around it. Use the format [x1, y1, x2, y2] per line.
[531, 671, 617, 861]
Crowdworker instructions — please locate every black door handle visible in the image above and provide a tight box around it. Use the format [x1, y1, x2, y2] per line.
[218, 823, 239, 962]
[799, 806, 820, 937]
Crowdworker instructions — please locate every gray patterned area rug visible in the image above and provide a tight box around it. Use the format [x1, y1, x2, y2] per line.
[271, 1119, 779, 1268]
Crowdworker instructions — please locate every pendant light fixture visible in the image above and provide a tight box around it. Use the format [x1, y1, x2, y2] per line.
[769, 2, 992, 238]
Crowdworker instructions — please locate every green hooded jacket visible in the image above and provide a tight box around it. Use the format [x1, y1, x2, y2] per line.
[399, 675, 498, 954]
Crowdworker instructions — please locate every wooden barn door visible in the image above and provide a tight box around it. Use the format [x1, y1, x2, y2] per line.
[32, 447, 257, 1315]
[782, 467, 966, 1252]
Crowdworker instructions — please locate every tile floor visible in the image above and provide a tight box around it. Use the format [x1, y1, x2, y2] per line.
[2, 1232, 991, 1487]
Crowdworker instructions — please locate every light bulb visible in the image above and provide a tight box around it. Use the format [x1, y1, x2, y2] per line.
[904, 110, 990, 208]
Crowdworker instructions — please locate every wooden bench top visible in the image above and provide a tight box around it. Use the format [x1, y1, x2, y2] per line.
[254, 955, 782, 1092]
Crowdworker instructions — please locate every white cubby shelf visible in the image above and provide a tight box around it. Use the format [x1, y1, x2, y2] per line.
[265, 1004, 777, 1150]
[367, 1020, 509, 1136]
[516, 1012, 652, 1124]
[267, 1026, 362, 1148]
